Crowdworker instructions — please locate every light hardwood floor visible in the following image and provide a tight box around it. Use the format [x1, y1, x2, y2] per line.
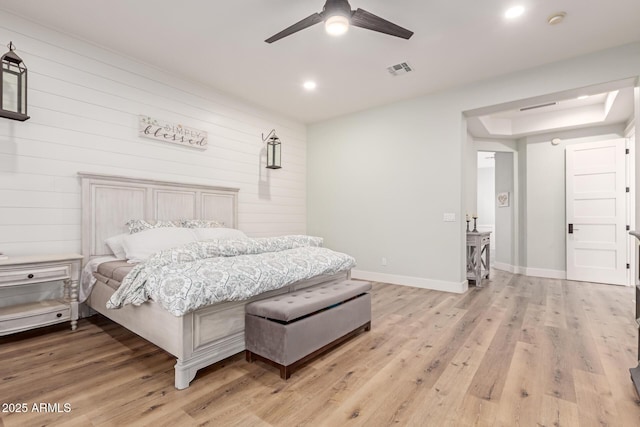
[1, 270, 639, 426]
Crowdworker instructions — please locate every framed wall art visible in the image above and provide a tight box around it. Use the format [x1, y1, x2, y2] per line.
[497, 192, 509, 207]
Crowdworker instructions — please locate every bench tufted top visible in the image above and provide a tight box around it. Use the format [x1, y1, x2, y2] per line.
[245, 279, 372, 322]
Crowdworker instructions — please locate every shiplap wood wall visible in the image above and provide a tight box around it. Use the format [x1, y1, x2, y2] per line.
[0, 10, 307, 257]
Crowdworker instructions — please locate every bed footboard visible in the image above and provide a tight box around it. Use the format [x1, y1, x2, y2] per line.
[88, 272, 349, 389]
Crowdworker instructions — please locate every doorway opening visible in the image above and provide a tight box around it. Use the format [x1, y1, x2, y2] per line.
[465, 77, 637, 285]
[476, 151, 495, 265]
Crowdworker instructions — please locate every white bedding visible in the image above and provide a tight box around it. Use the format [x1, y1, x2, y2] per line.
[106, 236, 356, 316]
[80, 256, 117, 303]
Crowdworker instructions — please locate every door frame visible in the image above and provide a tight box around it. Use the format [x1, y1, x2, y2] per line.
[474, 142, 519, 274]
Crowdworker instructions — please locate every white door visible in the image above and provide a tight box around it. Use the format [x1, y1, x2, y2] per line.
[566, 139, 627, 285]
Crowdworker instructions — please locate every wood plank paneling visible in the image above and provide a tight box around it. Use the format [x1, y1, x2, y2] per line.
[0, 10, 306, 257]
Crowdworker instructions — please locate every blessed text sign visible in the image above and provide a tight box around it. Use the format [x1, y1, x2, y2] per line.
[138, 115, 208, 150]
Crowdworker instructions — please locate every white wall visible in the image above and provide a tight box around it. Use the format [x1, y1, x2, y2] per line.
[308, 98, 466, 292]
[465, 132, 477, 219]
[0, 10, 307, 257]
[308, 42, 640, 293]
[494, 152, 514, 267]
[518, 138, 528, 273]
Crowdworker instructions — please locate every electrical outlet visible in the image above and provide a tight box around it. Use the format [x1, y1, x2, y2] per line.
[381, 257, 387, 266]
[443, 213, 456, 222]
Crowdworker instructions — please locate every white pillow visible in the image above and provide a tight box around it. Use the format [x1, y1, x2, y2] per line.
[105, 233, 128, 259]
[122, 227, 197, 263]
[192, 227, 248, 241]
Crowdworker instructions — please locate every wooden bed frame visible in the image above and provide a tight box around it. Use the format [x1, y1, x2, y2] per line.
[79, 172, 348, 389]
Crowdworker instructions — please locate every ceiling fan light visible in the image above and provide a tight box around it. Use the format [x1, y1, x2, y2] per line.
[325, 15, 349, 36]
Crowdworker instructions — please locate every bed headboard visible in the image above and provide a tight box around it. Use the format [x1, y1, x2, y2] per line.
[79, 172, 239, 264]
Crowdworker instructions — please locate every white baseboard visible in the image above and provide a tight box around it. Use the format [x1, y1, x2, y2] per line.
[492, 263, 564, 279]
[493, 262, 516, 273]
[351, 269, 468, 294]
[352, 266, 567, 293]
[524, 267, 566, 280]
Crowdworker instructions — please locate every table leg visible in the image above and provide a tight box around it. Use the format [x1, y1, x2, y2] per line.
[475, 246, 482, 287]
[69, 278, 79, 331]
[485, 243, 491, 279]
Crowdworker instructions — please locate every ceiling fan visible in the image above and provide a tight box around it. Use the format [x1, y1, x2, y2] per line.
[265, 0, 414, 43]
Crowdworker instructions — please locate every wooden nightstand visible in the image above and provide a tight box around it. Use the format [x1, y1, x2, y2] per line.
[0, 254, 83, 335]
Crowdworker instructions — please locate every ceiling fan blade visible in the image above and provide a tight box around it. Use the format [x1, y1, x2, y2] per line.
[265, 13, 324, 43]
[351, 8, 413, 39]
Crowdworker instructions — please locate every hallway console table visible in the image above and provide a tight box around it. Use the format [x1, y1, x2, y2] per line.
[466, 231, 490, 286]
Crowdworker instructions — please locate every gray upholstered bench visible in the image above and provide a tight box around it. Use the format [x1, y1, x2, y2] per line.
[245, 279, 372, 379]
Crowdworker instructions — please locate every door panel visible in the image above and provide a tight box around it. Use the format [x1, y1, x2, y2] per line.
[573, 173, 616, 193]
[573, 198, 616, 217]
[574, 224, 616, 243]
[574, 248, 616, 269]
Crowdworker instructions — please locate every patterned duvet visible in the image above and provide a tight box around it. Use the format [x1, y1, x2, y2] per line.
[106, 235, 356, 316]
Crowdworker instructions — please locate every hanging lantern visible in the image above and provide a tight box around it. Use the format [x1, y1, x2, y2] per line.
[262, 129, 282, 169]
[0, 42, 29, 121]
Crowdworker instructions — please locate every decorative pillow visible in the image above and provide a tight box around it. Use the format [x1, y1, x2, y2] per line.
[121, 227, 197, 262]
[105, 233, 128, 259]
[192, 227, 248, 241]
[179, 219, 225, 228]
[126, 219, 179, 234]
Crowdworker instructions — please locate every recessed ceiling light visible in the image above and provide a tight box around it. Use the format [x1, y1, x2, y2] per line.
[303, 81, 317, 91]
[547, 12, 566, 25]
[505, 5, 525, 19]
[577, 95, 589, 100]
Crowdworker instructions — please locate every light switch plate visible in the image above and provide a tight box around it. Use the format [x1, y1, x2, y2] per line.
[443, 213, 456, 222]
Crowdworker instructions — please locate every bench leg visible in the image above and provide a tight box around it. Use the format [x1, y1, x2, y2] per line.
[364, 321, 371, 331]
[280, 365, 290, 380]
[245, 350, 254, 363]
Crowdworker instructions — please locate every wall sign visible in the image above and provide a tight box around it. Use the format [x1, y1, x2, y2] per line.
[139, 115, 208, 150]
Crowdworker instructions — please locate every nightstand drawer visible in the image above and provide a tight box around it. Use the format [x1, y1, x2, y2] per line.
[0, 300, 70, 335]
[0, 265, 71, 286]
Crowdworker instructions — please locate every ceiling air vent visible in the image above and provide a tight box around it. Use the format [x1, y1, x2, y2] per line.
[387, 62, 413, 76]
[519, 102, 557, 112]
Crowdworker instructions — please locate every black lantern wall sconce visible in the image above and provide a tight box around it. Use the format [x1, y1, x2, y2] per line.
[262, 129, 282, 169]
[0, 42, 29, 121]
